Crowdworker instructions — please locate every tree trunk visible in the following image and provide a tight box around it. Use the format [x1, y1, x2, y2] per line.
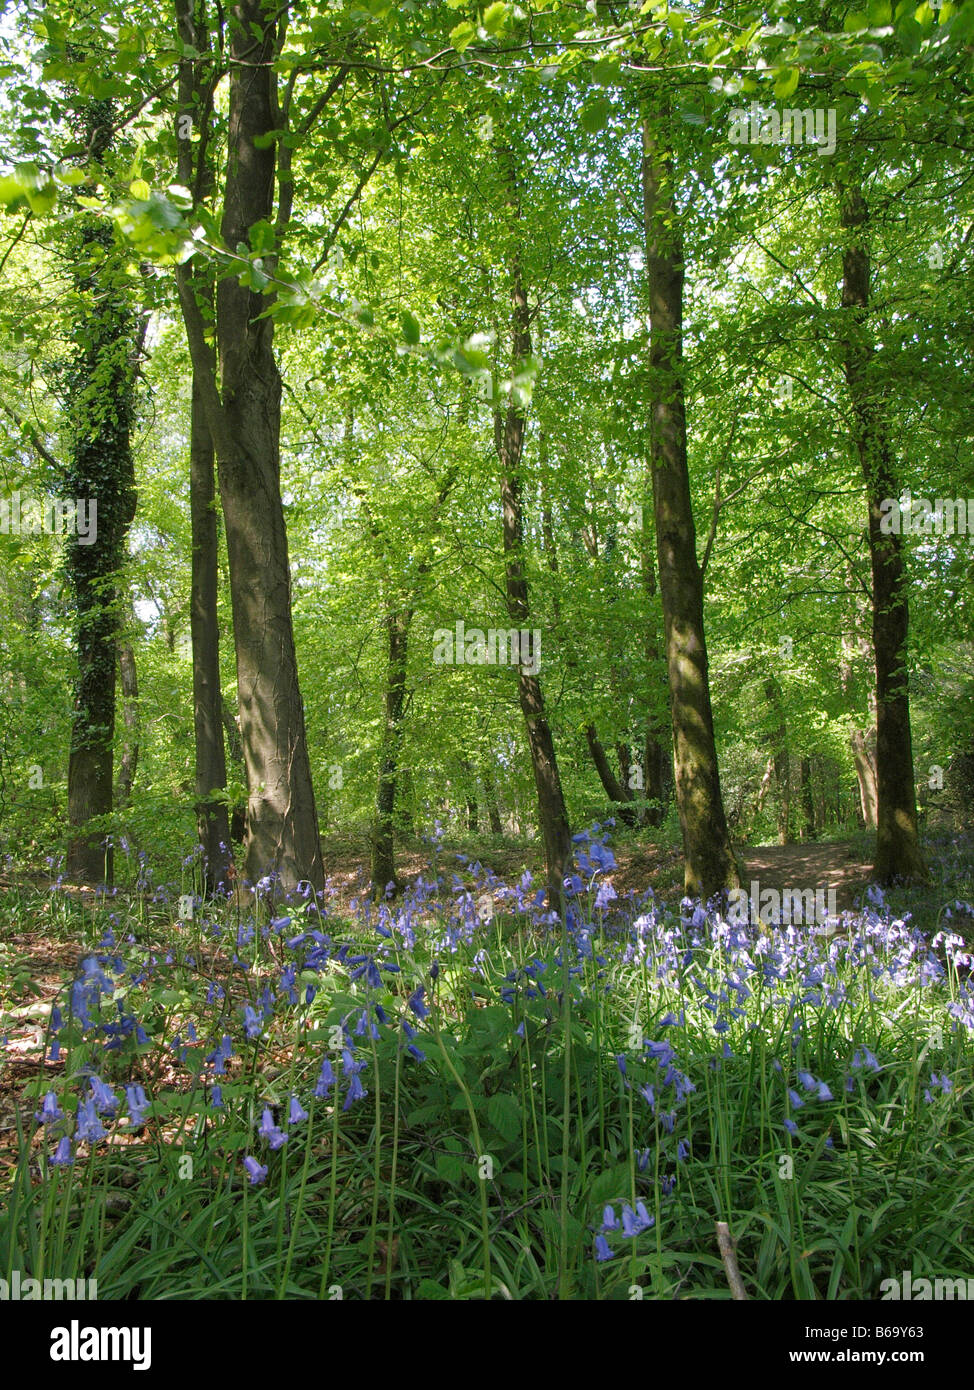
[371, 608, 410, 896]
[640, 116, 739, 899]
[840, 183, 925, 883]
[585, 725, 638, 827]
[484, 761, 503, 836]
[494, 150, 571, 913]
[115, 639, 139, 809]
[64, 100, 139, 885]
[176, 0, 323, 893]
[189, 374, 232, 892]
[800, 757, 816, 841]
[177, 2, 232, 895]
[640, 493, 669, 827]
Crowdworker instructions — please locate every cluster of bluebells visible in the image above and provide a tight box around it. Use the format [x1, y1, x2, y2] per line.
[31, 826, 973, 1219]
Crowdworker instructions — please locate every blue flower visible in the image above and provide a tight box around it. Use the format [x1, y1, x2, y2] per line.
[408, 987, 429, 1020]
[211, 1086, 224, 1109]
[289, 1095, 308, 1125]
[36, 1091, 64, 1126]
[602, 1204, 620, 1232]
[49, 1137, 73, 1166]
[243, 1006, 262, 1039]
[75, 1098, 107, 1143]
[258, 1107, 287, 1149]
[676, 1139, 690, 1161]
[594, 1234, 615, 1262]
[243, 1156, 268, 1185]
[125, 1084, 149, 1128]
[783, 1117, 799, 1136]
[315, 1056, 335, 1098]
[620, 1202, 654, 1237]
[816, 1081, 833, 1102]
[343, 1073, 367, 1110]
[89, 1076, 120, 1115]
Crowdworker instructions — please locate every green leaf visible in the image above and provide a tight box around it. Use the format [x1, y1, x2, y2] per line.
[450, 20, 477, 51]
[487, 1092, 521, 1141]
[481, 2, 509, 35]
[773, 66, 800, 100]
[843, 11, 870, 30]
[581, 98, 611, 133]
[400, 309, 421, 346]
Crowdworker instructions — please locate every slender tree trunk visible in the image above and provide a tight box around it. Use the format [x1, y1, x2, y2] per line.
[640, 117, 739, 899]
[800, 757, 816, 842]
[189, 375, 232, 892]
[640, 495, 669, 827]
[585, 725, 638, 827]
[840, 183, 925, 883]
[484, 761, 503, 835]
[176, 0, 323, 893]
[763, 677, 791, 844]
[64, 99, 139, 885]
[177, 1, 231, 895]
[116, 638, 139, 809]
[371, 607, 410, 896]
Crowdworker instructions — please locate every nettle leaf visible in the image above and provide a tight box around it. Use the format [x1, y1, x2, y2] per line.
[487, 1092, 521, 1141]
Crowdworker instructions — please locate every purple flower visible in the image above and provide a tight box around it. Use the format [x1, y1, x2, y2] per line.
[783, 1118, 799, 1136]
[243, 1006, 262, 1039]
[288, 1095, 308, 1125]
[49, 1137, 73, 1166]
[125, 1084, 149, 1128]
[36, 1091, 64, 1126]
[243, 1156, 268, 1185]
[315, 1056, 335, 1098]
[408, 987, 429, 1020]
[258, 1107, 287, 1149]
[211, 1085, 224, 1109]
[75, 1098, 107, 1143]
[89, 1076, 120, 1115]
[594, 1234, 615, 1262]
[621, 1201, 654, 1237]
[601, 1204, 620, 1232]
[343, 1073, 367, 1110]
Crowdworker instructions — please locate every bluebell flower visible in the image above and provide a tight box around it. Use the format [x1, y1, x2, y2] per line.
[89, 1076, 120, 1115]
[125, 1084, 149, 1128]
[258, 1107, 287, 1149]
[594, 1235, 614, 1262]
[407, 1044, 426, 1062]
[788, 1089, 804, 1108]
[211, 1086, 224, 1109]
[37, 1091, 64, 1125]
[343, 1073, 367, 1110]
[243, 1006, 262, 1039]
[289, 1095, 308, 1125]
[315, 1056, 335, 1098]
[676, 1140, 690, 1161]
[243, 1156, 268, 1185]
[408, 987, 429, 1020]
[621, 1202, 654, 1237]
[783, 1118, 799, 1136]
[76, 1099, 107, 1143]
[49, 1137, 73, 1166]
[602, 1205, 620, 1232]
[615, 1054, 627, 1076]
[816, 1081, 833, 1102]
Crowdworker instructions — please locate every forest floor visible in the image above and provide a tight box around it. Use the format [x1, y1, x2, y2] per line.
[1, 834, 966, 1175]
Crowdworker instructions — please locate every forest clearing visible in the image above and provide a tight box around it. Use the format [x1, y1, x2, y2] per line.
[0, 0, 972, 1334]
